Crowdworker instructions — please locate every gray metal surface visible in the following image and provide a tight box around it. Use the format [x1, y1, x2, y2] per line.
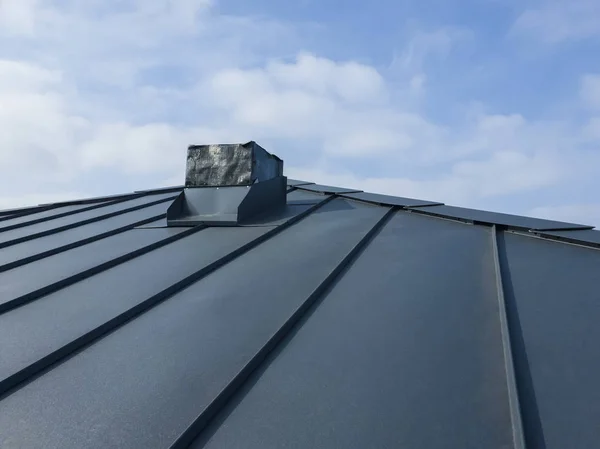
[539, 228, 600, 246]
[498, 232, 600, 449]
[286, 189, 329, 204]
[0, 203, 107, 230]
[0, 199, 386, 449]
[194, 212, 513, 449]
[491, 227, 526, 449]
[0, 204, 55, 218]
[167, 187, 249, 225]
[136, 217, 169, 228]
[239, 204, 314, 226]
[0, 201, 170, 269]
[0, 179, 598, 449]
[0, 192, 176, 246]
[340, 191, 442, 207]
[0, 227, 186, 309]
[0, 226, 272, 393]
[286, 179, 314, 186]
[167, 178, 287, 226]
[296, 184, 362, 194]
[411, 204, 592, 231]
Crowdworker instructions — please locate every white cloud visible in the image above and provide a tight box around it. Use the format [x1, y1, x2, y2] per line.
[392, 27, 470, 73]
[0, 49, 591, 211]
[287, 147, 566, 207]
[0, 0, 38, 36]
[0, 59, 87, 179]
[581, 74, 600, 110]
[267, 53, 387, 104]
[512, 0, 600, 43]
[0, 0, 599, 227]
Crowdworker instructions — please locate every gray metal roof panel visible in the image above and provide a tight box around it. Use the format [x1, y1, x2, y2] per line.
[411, 204, 593, 231]
[498, 232, 600, 449]
[0, 199, 386, 448]
[538, 229, 600, 246]
[286, 189, 330, 203]
[0, 203, 105, 229]
[296, 184, 362, 194]
[0, 192, 176, 247]
[340, 191, 443, 207]
[0, 204, 54, 218]
[0, 181, 598, 449]
[0, 226, 273, 394]
[0, 227, 188, 313]
[0, 201, 170, 271]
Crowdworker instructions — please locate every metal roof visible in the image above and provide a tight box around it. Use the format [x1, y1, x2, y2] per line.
[0, 181, 599, 449]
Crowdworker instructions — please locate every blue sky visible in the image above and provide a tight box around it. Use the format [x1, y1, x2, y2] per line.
[1, 0, 600, 225]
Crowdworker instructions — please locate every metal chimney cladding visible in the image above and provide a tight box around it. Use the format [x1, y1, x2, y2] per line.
[167, 142, 287, 226]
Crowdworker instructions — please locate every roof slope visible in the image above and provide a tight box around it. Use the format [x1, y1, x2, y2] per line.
[0, 181, 599, 449]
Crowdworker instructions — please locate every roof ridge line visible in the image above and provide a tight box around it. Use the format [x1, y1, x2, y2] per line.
[405, 207, 475, 225]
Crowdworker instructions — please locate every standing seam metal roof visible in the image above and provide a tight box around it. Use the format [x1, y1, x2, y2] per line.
[0, 181, 599, 449]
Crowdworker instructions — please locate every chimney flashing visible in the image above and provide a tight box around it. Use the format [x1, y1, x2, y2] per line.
[167, 142, 286, 227]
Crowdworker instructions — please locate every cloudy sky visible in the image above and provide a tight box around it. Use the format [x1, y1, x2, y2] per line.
[1, 0, 600, 226]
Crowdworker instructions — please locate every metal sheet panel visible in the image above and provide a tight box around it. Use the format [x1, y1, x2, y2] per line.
[0, 199, 386, 449]
[297, 184, 362, 194]
[137, 189, 316, 228]
[286, 189, 329, 204]
[499, 232, 600, 449]
[0, 192, 176, 245]
[0, 204, 103, 229]
[240, 204, 313, 226]
[0, 228, 186, 305]
[0, 226, 272, 387]
[0, 201, 171, 268]
[539, 229, 600, 246]
[194, 211, 513, 449]
[0, 205, 49, 217]
[238, 189, 326, 226]
[341, 191, 442, 207]
[136, 218, 168, 228]
[412, 204, 592, 230]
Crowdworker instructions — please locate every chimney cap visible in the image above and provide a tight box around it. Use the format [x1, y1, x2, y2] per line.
[185, 141, 283, 188]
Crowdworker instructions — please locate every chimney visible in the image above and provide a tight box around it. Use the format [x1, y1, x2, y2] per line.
[167, 141, 287, 226]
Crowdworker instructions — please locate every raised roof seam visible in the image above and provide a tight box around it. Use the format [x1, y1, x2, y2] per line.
[492, 225, 527, 449]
